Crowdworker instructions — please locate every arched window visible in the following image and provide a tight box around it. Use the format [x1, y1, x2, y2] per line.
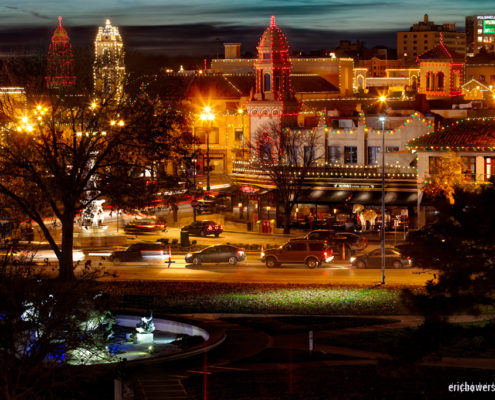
[426, 72, 435, 91]
[264, 73, 271, 91]
[436, 71, 445, 90]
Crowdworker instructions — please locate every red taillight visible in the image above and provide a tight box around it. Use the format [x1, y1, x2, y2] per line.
[207, 225, 213, 231]
[219, 225, 223, 229]
[237, 249, 243, 255]
[323, 251, 328, 258]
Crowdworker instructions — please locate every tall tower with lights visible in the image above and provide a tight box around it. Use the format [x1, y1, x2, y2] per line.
[45, 16, 76, 90]
[247, 17, 299, 139]
[93, 19, 125, 101]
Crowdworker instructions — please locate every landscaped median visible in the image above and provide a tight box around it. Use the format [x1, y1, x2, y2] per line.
[100, 281, 420, 315]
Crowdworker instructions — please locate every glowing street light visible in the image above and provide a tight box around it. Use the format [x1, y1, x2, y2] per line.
[200, 106, 215, 191]
[238, 107, 245, 161]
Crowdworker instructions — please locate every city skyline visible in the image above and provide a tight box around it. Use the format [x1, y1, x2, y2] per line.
[1, 0, 494, 55]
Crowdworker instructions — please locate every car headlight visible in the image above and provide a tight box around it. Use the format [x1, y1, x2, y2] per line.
[186, 253, 192, 258]
[350, 256, 356, 263]
[260, 252, 265, 258]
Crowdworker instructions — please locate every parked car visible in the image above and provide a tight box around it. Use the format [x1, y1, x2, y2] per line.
[109, 242, 170, 263]
[185, 245, 246, 265]
[181, 220, 223, 237]
[123, 219, 166, 234]
[260, 239, 334, 268]
[351, 247, 411, 269]
[196, 195, 230, 214]
[303, 230, 353, 260]
[335, 232, 368, 251]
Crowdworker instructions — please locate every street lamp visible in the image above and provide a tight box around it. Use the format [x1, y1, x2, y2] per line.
[238, 108, 245, 161]
[200, 106, 215, 192]
[379, 113, 386, 285]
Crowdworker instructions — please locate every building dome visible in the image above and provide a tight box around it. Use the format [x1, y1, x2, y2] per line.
[258, 16, 289, 52]
[52, 16, 69, 40]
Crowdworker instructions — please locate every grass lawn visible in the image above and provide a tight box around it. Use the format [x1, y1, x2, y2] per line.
[102, 281, 413, 315]
[319, 319, 495, 359]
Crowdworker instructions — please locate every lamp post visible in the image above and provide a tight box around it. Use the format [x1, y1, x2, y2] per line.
[200, 106, 214, 192]
[379, 106, 386, 285]
[238, 108, 245, 161]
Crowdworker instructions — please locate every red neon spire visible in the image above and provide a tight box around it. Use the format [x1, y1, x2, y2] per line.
[45, 16, 76, 89]
[270, 15, 276, 27]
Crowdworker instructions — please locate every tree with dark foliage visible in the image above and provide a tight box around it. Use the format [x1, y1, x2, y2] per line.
[0, 81, 187, 281]
[400, 181, 495, 322]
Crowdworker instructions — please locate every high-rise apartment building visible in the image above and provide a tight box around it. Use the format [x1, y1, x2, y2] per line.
[397, 14, 465, 64]
[466, 15, 495, 55]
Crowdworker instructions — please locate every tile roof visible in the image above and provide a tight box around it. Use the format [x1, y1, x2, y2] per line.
[417, 41, 464, 62]
[408, 119, 495, 150]
[291, 75, 339, 93]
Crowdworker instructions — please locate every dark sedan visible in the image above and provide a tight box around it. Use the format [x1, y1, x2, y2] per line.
[181, 220, 223, 237]
[109, 242, 170, 263]
[185, 245, 246, 265]
[351, 247, 411, 269]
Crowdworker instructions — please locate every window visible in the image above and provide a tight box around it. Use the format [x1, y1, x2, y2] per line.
[386, 146, 399, 152]
[428, 156, 442, 175]
[308, 242, 325, 251]
[344, 146, 357, 164]
[288, 242, 306, 251]
[367, 146, 381, 165]
[485, 157, 494, 180]
[437, 72, 445, 90]
[461, 156, 476, 178]
[235, 129, 244, 142]
[264, 73, 271, 91]
[327, 146, 341, 163]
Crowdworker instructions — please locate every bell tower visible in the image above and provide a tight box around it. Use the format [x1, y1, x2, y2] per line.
[45, 16, 76, 90]
[247, 16, 300, 142]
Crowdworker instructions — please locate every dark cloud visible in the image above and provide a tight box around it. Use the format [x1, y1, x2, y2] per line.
[0, 23, 396, 57]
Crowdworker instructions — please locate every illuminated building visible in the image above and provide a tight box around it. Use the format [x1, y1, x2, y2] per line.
[409, 118, 495, 225]
[93, 19, 125, 101]
[397, 14, 465, 64]
[417, 35, 464, 99]
[45, 16, 76, 89]
[466, 15, 495, 55]
[246, 16, 300, 143]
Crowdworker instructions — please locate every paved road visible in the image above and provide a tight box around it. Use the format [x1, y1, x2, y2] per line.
[92, 258, 434, 286]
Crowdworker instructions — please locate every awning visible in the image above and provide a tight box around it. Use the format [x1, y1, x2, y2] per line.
[297, 189, 417, 205]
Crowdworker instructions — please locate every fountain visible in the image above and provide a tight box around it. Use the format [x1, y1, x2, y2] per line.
[74, 199, 127, 247]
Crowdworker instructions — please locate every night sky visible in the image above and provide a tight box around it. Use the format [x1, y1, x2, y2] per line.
[1, 1, 494, 56]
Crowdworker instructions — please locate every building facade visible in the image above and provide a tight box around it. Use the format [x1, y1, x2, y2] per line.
[398, 14, 465, 64]
[93, 19, 125, 101]
[45, 17, 76, 90]
[466, 15, 495, 55]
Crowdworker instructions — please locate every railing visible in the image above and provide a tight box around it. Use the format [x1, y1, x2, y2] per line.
[232, 160, 418, 179]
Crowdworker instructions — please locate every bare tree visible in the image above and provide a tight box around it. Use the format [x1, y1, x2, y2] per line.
[252, 121, 321, 234]
[0, 80, 187, 281]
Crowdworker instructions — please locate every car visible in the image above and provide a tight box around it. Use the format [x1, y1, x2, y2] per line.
[260, 239, 334, 269]
[351, 247, 411, 269]
[335, 232, 368, 251]
[181, 220, 223, 237]
[109, 242, 170, 263]
[303, 230, 353, 260]
[185, 245, 246, 265]
[123, 219, 166, 234]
